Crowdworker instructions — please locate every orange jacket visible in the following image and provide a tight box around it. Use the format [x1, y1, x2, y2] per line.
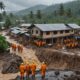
[25, 64, 30, 71]
[41, 64, 47, 76]
[30, 64, 36, 75]
[19, 65, 25, 73]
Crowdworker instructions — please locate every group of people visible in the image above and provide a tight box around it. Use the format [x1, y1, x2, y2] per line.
[34, 41, 46, 47]
[64, 39, 78, 48]
[19, 62, 47, 80]
[11, 43, 23, 54]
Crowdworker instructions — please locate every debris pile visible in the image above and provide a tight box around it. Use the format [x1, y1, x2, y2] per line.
[1, 54, 23, 74]
[36, 48, 80, 70]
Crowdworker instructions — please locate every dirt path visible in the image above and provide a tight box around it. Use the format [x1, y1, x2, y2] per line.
[0, 31, 41, 80]
[2, 32, 41, 68]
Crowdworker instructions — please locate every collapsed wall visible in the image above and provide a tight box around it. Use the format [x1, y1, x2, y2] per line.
[36, 48, 80, 70]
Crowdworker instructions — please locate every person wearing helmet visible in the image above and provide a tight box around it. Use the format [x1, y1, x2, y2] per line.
[25, 62, 31, 79]
[19, 63, 25, 80]
[30, 62, 36, 80]
[41, 62, 47, 80]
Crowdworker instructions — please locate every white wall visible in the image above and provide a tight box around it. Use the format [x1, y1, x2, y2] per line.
[31, 27, 41, 36]
[31, 27, 74, 39]
[43, 30, 74, 39]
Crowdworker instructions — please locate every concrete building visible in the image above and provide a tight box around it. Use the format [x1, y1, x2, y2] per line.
[29, 24, 80, 44]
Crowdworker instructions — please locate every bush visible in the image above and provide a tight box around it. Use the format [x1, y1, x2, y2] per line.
[0, 35, 9, 52]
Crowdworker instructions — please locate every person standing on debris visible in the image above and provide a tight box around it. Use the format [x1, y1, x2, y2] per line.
[41, 62, 47, 80]
[19, 63, 25, 80]
[11, 43, 17, 54]
[30, 62, 36, 80]
[17, 45, 23, 54]
[20, 45, 23, 53]
[17, 45, 21, 53]
[25, 62, 31, 79]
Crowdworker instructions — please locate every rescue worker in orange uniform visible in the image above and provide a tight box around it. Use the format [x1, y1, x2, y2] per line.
[20, 45, 23, 53]
[14, 44, 17, 52]
[30, 62, 36, 80]
[41, 62, 47, 80]
[17, 45, 21, 53]
[25, 62, 31, 79]
[19, 63, 25, 80]
[18, 45, 23, 53]
[11, 43, 17, 54]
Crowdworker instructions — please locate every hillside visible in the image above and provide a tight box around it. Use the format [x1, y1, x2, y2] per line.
[15, 5, 48, 16]
[15, 0, 80, 16]
[43, 0, 80, 15]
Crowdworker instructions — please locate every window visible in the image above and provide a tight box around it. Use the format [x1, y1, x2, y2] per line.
[32, 30, 33, 34]
[72, 30, 74, 32]
[46, 32, 50, 35]
[60, 31, 63, 34]
[65, 30, 69, 33]
[40, 31, 43, 36]
[54, 31, 57, 34]
[36, 30, 38, 34]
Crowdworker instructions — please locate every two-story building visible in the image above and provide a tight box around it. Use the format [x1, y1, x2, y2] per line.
[29, 24, 76, 44]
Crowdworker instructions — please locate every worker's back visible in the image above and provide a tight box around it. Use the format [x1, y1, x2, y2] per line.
[19, 64, 25, 73]
[41, 64, 47, 72]
[31, 64, 36, 71]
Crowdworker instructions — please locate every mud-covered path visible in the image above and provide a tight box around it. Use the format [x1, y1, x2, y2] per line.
[2, 31, 41, 68]
[0, 31, 41, 80]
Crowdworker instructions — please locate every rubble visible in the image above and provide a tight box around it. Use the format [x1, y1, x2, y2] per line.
[36, 48, 80, 70]
[1, 53, 23, 74]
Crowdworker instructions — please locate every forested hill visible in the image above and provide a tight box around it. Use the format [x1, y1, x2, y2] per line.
[43, 0, 80, 15]
[15, 5, 48, 16]
[15, 0, 80, 16]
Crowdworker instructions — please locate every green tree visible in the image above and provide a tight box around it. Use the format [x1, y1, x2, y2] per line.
[3, 11, 6, 16]
[29, 11, 34, 19]
[54, 10, 57, 16]
[66, 8, 72, 17]
[0, 2, 5, 12]
[36, 10, 42, 19]
[4, 17, 12, 29]
[59, 4, 65, 16]
[0, 13, 2, 21]
[0, 35, 8, 52]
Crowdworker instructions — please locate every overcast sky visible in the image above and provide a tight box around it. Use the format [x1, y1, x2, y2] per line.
[0, 0, 75, 11]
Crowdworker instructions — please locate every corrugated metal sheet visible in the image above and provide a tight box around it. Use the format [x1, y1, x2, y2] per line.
[11, 30, 20, 34]
[21, 24, 31, 27]
[68, 24, 80, 29]
[34, 24, 71, 31]
[25, 33, 30, 36]
[11, 27, 21, 30]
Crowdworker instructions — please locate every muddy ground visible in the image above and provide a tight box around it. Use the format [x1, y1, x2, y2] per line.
[0, 52, 23, 74]
[36, 48, 80, 70]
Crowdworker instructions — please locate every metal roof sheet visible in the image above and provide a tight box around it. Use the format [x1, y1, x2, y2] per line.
[21, 24, 31, 27]
[11, 27, 21, 30]
[68, 24, 80, 29]
[11, 30, 20, 34]
[34, 24, 71, 31]
[25, 33, 30, 36]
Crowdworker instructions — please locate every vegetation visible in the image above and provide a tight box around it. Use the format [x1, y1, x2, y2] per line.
[0, 35, 9, 52]
[0, 1, 80, 27]
[4, 17, 12, 28]
[21, 0, 80, 25]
